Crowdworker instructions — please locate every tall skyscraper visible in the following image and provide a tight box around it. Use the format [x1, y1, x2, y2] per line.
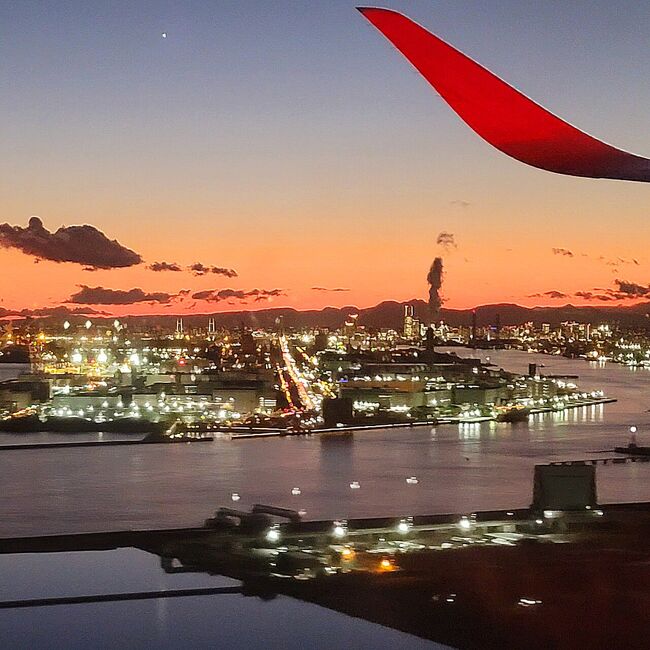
[403, 305, 415, 339]
[471, 310, 477, 347]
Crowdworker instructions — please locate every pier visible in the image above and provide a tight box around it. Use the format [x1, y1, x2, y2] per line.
[229, 397, 617, 439]
[550, 455, 650, 466]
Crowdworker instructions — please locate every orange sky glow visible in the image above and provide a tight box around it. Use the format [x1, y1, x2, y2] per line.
[2, 2, 650, 318]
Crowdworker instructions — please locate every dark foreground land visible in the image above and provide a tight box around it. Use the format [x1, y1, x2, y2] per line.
[2, 504, 650, 648]
[284, 529, 650, 649]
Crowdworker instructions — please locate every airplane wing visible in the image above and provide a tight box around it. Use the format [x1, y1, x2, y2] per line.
[357, 7, 650, 182]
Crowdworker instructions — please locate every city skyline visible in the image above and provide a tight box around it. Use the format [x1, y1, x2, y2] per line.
[3, 1, 650, 317]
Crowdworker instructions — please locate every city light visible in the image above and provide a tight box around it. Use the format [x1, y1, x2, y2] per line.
[378, 558, 396, 572]
[332, 522, 347, 538]
[340, 547, 355, 560]
[396, 519, 412, 534]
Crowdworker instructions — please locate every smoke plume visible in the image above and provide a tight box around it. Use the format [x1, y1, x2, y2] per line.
[436, 232, 457, 250]
[427, 257, 443, 321]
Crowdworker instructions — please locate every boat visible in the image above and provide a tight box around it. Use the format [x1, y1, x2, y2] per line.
[495, 406, 531, 422]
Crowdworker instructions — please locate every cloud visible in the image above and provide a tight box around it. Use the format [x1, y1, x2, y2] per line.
[450, 200, 471, 209]
[68, 285, 175, 305]
[436, 232, 457, 250]
[572, 250, 641, 268]
[26, 306, 110, 317]
[617, 258, 640, 267]
[192, 289, 232, 301]
[571, 279, 650, 302]
[192, 288, 285, 303]
[0, 217, 142, 269]
[528, 290, 568, 299]
[188, 263, 237, 278]
[147, 261, 182, 272]
[573, 291, 618, 302]
[311, 287, 351, 292]
[613, 279, 650, 298]
[529, 281, 650, 303]
[0, 305, 109, 319]
[598, 256, 640, 268]
[148, 261, 238, 276]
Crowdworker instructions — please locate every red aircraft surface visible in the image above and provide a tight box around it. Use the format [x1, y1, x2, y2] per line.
[358, 7, 650, 183]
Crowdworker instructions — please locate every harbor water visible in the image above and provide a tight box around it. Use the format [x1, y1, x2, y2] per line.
[2, 349, 650, 537]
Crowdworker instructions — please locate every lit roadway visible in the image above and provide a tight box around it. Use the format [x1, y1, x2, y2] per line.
[277, 335, 315, 411]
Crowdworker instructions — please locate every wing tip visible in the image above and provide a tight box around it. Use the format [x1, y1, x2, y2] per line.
[356, 7, 404, 18]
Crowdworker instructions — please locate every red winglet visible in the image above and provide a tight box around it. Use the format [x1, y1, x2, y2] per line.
[358, 7, 650, 182]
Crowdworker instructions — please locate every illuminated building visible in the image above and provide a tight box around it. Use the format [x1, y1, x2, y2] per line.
[403, 305, 415, 340]
[343, 314, 359, 338]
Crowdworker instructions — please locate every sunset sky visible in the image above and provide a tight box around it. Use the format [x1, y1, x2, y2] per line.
[2, 0, 650, 316]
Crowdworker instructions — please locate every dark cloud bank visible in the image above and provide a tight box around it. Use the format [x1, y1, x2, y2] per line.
[191, 288, 285, 303]
[68, 286, 174, 305]
[188, 263, 237, 278]
[0, 217, 141, 269]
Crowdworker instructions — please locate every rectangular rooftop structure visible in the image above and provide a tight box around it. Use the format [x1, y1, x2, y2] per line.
[532, 464, 597, 512]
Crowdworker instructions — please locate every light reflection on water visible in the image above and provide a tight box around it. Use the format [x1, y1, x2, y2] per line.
[2, 348, 650, 537]
[0, 549, 441, 650]
[0, 548, 237, 601]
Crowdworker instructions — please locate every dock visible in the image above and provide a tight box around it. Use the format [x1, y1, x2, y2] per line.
[550, 453, 650, 466]
[229, 397, 617, 439]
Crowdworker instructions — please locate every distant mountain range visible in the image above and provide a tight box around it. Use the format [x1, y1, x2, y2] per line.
[17, 299, 650, 330]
